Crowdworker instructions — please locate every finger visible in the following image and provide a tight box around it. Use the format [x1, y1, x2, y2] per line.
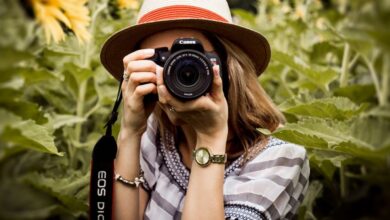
[121, 78, 128, 96]
[131, 83, 157, 106]
[210, 65, 224, 99]
[126, 60, 156, 74]
[126, 72, 157, 94]
[156, 65, 164, 86]
[123, 49, 155, 69]
[157, 84, 182, 107]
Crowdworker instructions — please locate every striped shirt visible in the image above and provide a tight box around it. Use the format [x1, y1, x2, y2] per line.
[140, 115, 310, 220]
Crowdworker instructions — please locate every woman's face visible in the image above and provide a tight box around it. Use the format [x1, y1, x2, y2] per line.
[139, 29, 216, 126]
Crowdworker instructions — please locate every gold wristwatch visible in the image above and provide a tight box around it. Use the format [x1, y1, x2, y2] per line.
[192, 147, 227, 167]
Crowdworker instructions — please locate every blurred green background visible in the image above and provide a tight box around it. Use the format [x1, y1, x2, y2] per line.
[0, 0, 389, 219]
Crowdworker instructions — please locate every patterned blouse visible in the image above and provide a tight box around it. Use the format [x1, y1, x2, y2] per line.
[140, 115, 310, 220]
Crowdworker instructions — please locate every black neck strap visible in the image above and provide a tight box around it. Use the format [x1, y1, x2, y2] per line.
[89, 79, 123, 220]
[105, 79, 123, 136]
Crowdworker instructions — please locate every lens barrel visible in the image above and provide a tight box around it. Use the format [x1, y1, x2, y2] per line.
[163, 49, 214, 100]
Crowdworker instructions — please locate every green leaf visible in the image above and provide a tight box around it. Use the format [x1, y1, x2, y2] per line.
[0, 179, 62, 220]
[1, 119, 63, 156]
[298, 181, 323, 220]
[0, 109, 21, 132]
[364, 106, 390, 118]
[232, 9, 256, 26]
[333, 84, 377, 105]
[272, 50, 338, 92]
[33, 84, 76, 114]
[351, 115, 390, 149]
[278, 97, 366, 120]
[309, 150, 350, 181]
[63, 63, 95, 87]
[24, 172, 89, 213]
[43, 44, 81, 56]
[0, 109, 25, 161]
[0, 88, 47, 123]
[19, 67, 57, 85]
[310, 41, 342, 64]
[47, 114, 86, 130]
[0, 47, 34, 70]
[259, 117, 389, 163]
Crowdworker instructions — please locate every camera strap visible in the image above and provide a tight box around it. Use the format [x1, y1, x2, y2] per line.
[89, 79, 122, 220]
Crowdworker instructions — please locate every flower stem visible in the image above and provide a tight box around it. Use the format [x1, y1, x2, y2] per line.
[75, 81, 87, 141]
[281, 67, 295, 98]
[340, 43, 351, 87]
[340, 164, 347, 198]
[380, 53, 389, 106]
[71, 1, 106, 167]
[348, 53, 360, 69]
[363, 55, 383, 106]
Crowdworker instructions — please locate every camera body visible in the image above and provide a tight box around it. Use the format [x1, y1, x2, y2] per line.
[149, 38, 223, 100]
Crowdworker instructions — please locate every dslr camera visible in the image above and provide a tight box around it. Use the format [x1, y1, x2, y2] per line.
[149, 37, 223, 100]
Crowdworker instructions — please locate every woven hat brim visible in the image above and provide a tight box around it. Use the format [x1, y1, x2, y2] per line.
[100, 19, 270, 80]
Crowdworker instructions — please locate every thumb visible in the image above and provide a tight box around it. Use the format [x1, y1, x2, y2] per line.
[211, 65, 224, 99]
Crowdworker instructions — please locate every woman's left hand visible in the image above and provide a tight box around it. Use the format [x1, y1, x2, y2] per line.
[156, 65, 228, 142]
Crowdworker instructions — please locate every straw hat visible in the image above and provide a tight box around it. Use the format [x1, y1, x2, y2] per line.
[100, 0, 270, 80]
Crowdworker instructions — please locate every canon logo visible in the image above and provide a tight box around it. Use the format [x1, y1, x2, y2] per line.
[179, 40, 196, 44]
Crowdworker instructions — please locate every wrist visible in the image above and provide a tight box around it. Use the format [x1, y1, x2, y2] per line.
[120, 116, 147, 137]
[117, 127, 143, 149]
[119, 124, 144, 140]
[196, 127, 228, 154]
[196, 126, 228, 141]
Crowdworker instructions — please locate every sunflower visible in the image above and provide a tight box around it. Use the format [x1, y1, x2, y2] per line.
[29, 0, 91, 44]
[60, 0, 91, 43]
[117, 0, 139, 10]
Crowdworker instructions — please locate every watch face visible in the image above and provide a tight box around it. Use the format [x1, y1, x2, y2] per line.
[195, 148, 210, 166]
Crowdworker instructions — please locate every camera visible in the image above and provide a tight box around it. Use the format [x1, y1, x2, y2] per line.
[149, 37, 223, 100]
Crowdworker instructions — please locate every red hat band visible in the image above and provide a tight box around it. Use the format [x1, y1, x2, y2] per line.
[138, 5, 230, 24]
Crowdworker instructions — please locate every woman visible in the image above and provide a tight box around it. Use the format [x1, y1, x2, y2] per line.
[100, 0, 309, 219]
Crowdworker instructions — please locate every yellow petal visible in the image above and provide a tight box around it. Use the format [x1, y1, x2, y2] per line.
[47, 6, 71, 27]
[117, 0, 139, 9]
[46, 17, 65, 43]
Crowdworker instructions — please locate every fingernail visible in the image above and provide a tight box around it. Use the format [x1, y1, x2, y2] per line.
[144, 49, 155, 56]
[214, 65, 220, 76]
[156, 66, 162, 75]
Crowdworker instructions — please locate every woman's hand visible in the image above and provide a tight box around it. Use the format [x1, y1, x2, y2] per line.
[156, 65, 229, 145]
[121, 48, 158, 137]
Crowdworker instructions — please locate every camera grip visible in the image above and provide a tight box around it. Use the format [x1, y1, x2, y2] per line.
[143, 93, 158, 105]
[142, 47, 169, 105]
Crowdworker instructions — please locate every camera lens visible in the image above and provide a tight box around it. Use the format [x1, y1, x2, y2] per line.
[164, 50, 213, 100]
[177, 61, 200, 86]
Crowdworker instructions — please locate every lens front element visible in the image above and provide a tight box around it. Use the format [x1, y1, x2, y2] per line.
[177, 63, 200, 86]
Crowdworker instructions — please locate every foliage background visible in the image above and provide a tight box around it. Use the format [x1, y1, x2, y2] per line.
[0, 0, 389, 219]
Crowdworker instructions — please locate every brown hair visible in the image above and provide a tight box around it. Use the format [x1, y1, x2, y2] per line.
[155, 34, 285, 163]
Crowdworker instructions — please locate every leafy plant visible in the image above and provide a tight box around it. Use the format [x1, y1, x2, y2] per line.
[0, 0, 136, 218]
[233, 0, 390, 218]
[0, 0, 389, 219]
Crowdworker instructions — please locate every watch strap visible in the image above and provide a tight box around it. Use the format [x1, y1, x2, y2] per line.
[210, 154, 227, 164]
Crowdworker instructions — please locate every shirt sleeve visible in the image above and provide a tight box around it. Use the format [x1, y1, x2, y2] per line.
[139, 114, 161, 192]
[224, 140, 310, 220]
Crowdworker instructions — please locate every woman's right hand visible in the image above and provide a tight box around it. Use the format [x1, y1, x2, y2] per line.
[120, 48, 158, 137]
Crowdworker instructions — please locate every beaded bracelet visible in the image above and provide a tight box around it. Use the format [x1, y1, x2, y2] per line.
[114, 170, 145, 187]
